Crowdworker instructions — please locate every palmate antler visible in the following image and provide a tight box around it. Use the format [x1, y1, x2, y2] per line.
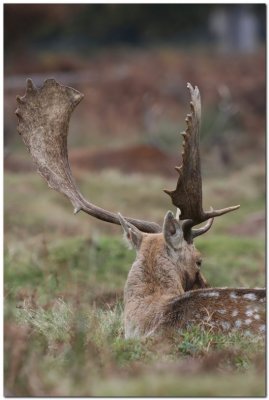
[16, 79, 239, 241]
[15, 78, 161, 233]
[164, 83, 240, 242]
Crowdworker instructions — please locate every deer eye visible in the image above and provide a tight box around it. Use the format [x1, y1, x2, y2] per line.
[196, 259, 202, 268]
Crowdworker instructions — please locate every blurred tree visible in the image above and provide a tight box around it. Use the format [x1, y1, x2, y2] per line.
[4, 5, 79, 51]
[4, 3, 265, 55]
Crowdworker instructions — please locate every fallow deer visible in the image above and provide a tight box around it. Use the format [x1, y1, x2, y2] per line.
[15, 79, 265, 339]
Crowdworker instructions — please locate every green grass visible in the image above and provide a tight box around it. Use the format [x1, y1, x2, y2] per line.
[198, 235, 265, 287]
[90, 372, 265, 396]
[4, 167, 265, 396]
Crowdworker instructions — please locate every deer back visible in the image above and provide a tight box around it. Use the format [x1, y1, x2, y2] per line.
[162, 288, 265, 335]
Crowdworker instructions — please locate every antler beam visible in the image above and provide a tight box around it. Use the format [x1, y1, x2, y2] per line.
[16, 78, 161, 234]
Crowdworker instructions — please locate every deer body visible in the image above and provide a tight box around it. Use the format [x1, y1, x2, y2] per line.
[16, 79, 266, 339]
[122, 227, 265, 338]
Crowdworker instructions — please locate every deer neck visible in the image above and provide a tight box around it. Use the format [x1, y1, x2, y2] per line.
[125, 235, 183, 301]
[123, 235, 184, 338]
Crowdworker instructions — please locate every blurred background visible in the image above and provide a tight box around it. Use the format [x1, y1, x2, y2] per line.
[5, 3, 265, 173]
[4, 4, 266, 397]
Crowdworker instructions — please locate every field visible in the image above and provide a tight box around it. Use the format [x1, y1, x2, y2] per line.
[4, 165, 265, 396]
[4, 47, 265, 396]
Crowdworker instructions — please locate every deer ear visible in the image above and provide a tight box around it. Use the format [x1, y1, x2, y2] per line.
[163, 211, 184, 250]
[118, 213, 142, 250]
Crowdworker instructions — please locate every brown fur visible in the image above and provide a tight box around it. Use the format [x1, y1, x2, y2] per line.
[123, 231, 265, 339]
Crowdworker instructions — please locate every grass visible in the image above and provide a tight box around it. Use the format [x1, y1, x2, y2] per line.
[90, 372, 265, 397]
[198, 235, 264, 287]
[4, 166, 265, 396]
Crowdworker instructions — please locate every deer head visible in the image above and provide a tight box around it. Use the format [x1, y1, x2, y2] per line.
[119, 210, 208, 292]
[16, 79, 265, 339]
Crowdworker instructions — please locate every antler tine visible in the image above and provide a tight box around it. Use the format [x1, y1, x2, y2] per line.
[191, 207, 214, 240]
[204, 204, 240, 219]
[164, 83, 240, 243]
[16, 78, 161, 234]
